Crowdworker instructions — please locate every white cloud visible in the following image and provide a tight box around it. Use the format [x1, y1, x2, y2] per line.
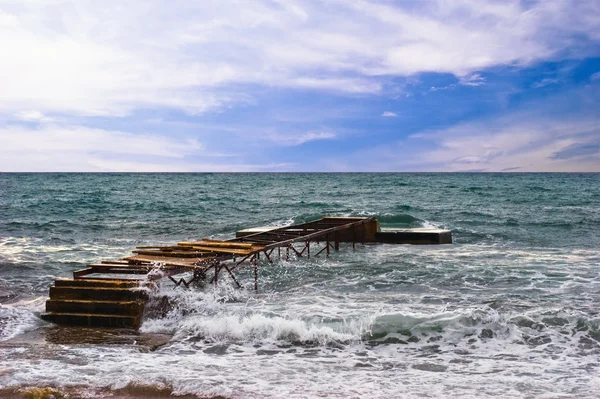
[459, 74, 486, 87]
[325, 84, 600, 172]
[591, 71, 600, 81]
[266, 131, 336, 146]
[382, 111, 397, 117]
[379, 117, 599, 172]
[0, 124, 204, 171]
[0, 122, 329, 171]
[532, 78, 560, 88]
[85, 159, 294, 173]
[15, 110, 53, 123]
[0, 0, 598, 118]
[415, 119, 599, 172]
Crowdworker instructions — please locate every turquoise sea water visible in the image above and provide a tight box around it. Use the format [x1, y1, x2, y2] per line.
[0, 173, 599, 398]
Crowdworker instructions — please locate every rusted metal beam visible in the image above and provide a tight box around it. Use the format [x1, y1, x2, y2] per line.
[264, 218, 375, 249]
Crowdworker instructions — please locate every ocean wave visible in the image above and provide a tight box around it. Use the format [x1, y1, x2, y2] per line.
[365, 308, 600, 348]
[0, 303, 44, 342]
[175, 313, 357, 346]
[0, 236, 128, 265]
[142, 291, 600, 352]
[377, 213, 424, 227]
[141, 286, 363, 346]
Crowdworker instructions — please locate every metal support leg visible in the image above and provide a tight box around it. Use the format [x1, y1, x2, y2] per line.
[214, 264, 220, 287]
[223, 264, 242, 289]
[253, 257, 258, 291]
[263, 249, 274, 263]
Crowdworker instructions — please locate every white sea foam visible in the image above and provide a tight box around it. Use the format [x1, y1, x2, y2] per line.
[1, 276, 599, 398]
[0, 236, 128, 264]
[0, 302, 45, 341]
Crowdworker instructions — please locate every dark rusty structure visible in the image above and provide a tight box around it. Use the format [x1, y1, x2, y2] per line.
[41, 217, 452, 329]
[41, 217, 383, 329]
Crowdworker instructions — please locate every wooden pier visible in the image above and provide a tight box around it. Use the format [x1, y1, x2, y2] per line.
[41, 217, 451, 329]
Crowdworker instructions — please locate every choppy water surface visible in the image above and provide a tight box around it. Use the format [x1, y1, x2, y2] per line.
[0, 173, 599, 398]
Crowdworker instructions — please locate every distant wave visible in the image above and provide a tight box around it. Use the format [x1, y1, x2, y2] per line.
[377, 213, 424, 227]
[365, 308, 600, 348]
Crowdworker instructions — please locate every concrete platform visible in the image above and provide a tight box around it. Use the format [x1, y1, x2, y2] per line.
[41, 279, 149, 329]
[237, 226, 452, 244]
[41, 312, 141, 329]
[0, 325, 172, 349]
[375, 228, 452, 245]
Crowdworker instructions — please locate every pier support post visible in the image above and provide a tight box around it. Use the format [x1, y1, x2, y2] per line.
[213, 264, 220, 287]
[253, 256, 258, 291]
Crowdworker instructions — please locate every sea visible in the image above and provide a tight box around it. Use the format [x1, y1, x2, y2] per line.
[0, 173, 599, 399]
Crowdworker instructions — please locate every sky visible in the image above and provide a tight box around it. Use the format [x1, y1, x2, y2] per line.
[0, 0, 599, 172]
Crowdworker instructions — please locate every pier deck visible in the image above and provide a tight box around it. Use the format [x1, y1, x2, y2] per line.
[41, 217, 451, 329]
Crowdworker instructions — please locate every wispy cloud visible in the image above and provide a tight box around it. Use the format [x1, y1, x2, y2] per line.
[1, 1, 599, 172]
[266, 131, 336, 146]
[550, 141, 600, 160]
[459, 74, 486, 87]
[341, 117, 600, 172]
[325, 84, 600, 172]
[0, 124, 203, 171]
[532, 78, 560, 88]
[0, 0, 598, 118]
[15, 110, 54, 123]
[0, 122, 299, 172]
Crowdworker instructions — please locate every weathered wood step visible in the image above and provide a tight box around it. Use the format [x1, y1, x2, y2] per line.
[132, 250, 216, 258]
[46, 299, 144, 316]
[54, 278, 147, 288]
[49, 286, 148, 301]
[40, 312, 141, 329]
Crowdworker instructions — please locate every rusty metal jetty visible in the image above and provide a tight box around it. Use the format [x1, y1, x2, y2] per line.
[41, 217, 451, 329]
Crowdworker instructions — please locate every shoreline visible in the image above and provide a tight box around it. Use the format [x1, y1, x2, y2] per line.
[0, 386, 230, 399]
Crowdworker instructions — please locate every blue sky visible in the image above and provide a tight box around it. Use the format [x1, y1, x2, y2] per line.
[0, 0, 599, 172]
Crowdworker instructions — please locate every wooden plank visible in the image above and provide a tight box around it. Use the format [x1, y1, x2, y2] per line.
[86, 263, 153, 269]
[122, 255, 214, 268]
[73, 268, 94, 278]
[135, 245, 186, 250]
[87, 269, 152, 275]
[100, 260, 131, 265]
[132, 250, 216, 258]
[238, 238, 278, 244]
[178, 241, 254, 249]
[189, 246, 263, 255]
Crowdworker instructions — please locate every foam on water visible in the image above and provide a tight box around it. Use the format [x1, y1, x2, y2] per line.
[1, 294, 598, 398]
[0, 299, 45, 341]
[1, 173, 599, 398]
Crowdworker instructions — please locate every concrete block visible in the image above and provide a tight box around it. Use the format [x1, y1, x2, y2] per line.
[49, 286, 148, 301]
[375, 228, 452, 245]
